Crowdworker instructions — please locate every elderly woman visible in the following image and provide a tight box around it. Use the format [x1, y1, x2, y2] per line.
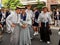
[19, 7, 31, 45]
[38, 6, 52, 44]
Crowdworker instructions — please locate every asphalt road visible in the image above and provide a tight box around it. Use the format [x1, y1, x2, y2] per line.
[0, 29, 60, 45]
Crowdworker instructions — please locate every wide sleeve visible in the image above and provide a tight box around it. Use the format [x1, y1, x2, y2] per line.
[18, 14, 23, 26]
[6, 14, 12, 25]
[26, 15, 32, 25]
[19, 21, 23, 26]
[30, 10, 35, 20]
[48, 14, 52, 24]
[32, 12, 35, 21]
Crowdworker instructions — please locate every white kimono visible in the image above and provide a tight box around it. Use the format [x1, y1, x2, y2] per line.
[25, 9, 33, 19]
[19, 13, 32, 45]
[25, 9, 34, 38]
[6, 11, 21, 45]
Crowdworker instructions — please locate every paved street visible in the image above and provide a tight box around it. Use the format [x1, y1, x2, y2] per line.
[32, 29, 60, 45]
[0, 29, 60, 45]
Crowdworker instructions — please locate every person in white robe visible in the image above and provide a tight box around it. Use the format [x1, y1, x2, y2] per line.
[19, 7, 31, 45]
[6, 7, 21, 45]
[25, 5, 34, 39]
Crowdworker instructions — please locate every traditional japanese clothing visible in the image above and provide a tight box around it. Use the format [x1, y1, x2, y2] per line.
[25, 9, 34, 39]
[6, 11, 20, 45]
[38, 12, 52, 42]
[19, 13, 31, 45]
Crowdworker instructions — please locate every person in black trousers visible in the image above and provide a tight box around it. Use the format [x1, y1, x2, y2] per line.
[38, 6, 52, 44]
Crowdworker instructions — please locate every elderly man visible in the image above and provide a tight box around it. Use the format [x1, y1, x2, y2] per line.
[6, 7, 21, 45]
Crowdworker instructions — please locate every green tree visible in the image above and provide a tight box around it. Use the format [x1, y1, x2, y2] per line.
[37, 0, 46, 11]
[3, 0, 23, 9]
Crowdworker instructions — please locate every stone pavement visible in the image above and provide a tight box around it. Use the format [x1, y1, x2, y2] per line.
[0, 25, 60, 45]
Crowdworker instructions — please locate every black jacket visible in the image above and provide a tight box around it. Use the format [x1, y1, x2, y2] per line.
[6, 11, 10, 18]
[54, 11, 60, 20]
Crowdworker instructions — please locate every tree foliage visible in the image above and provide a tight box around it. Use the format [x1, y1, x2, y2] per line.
[37, 0, 46, 10]
[2, 0, 23, 9]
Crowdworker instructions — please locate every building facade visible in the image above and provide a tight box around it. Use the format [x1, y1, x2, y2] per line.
[21, 0, 60, 11]
[47, 0, 60, 11]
